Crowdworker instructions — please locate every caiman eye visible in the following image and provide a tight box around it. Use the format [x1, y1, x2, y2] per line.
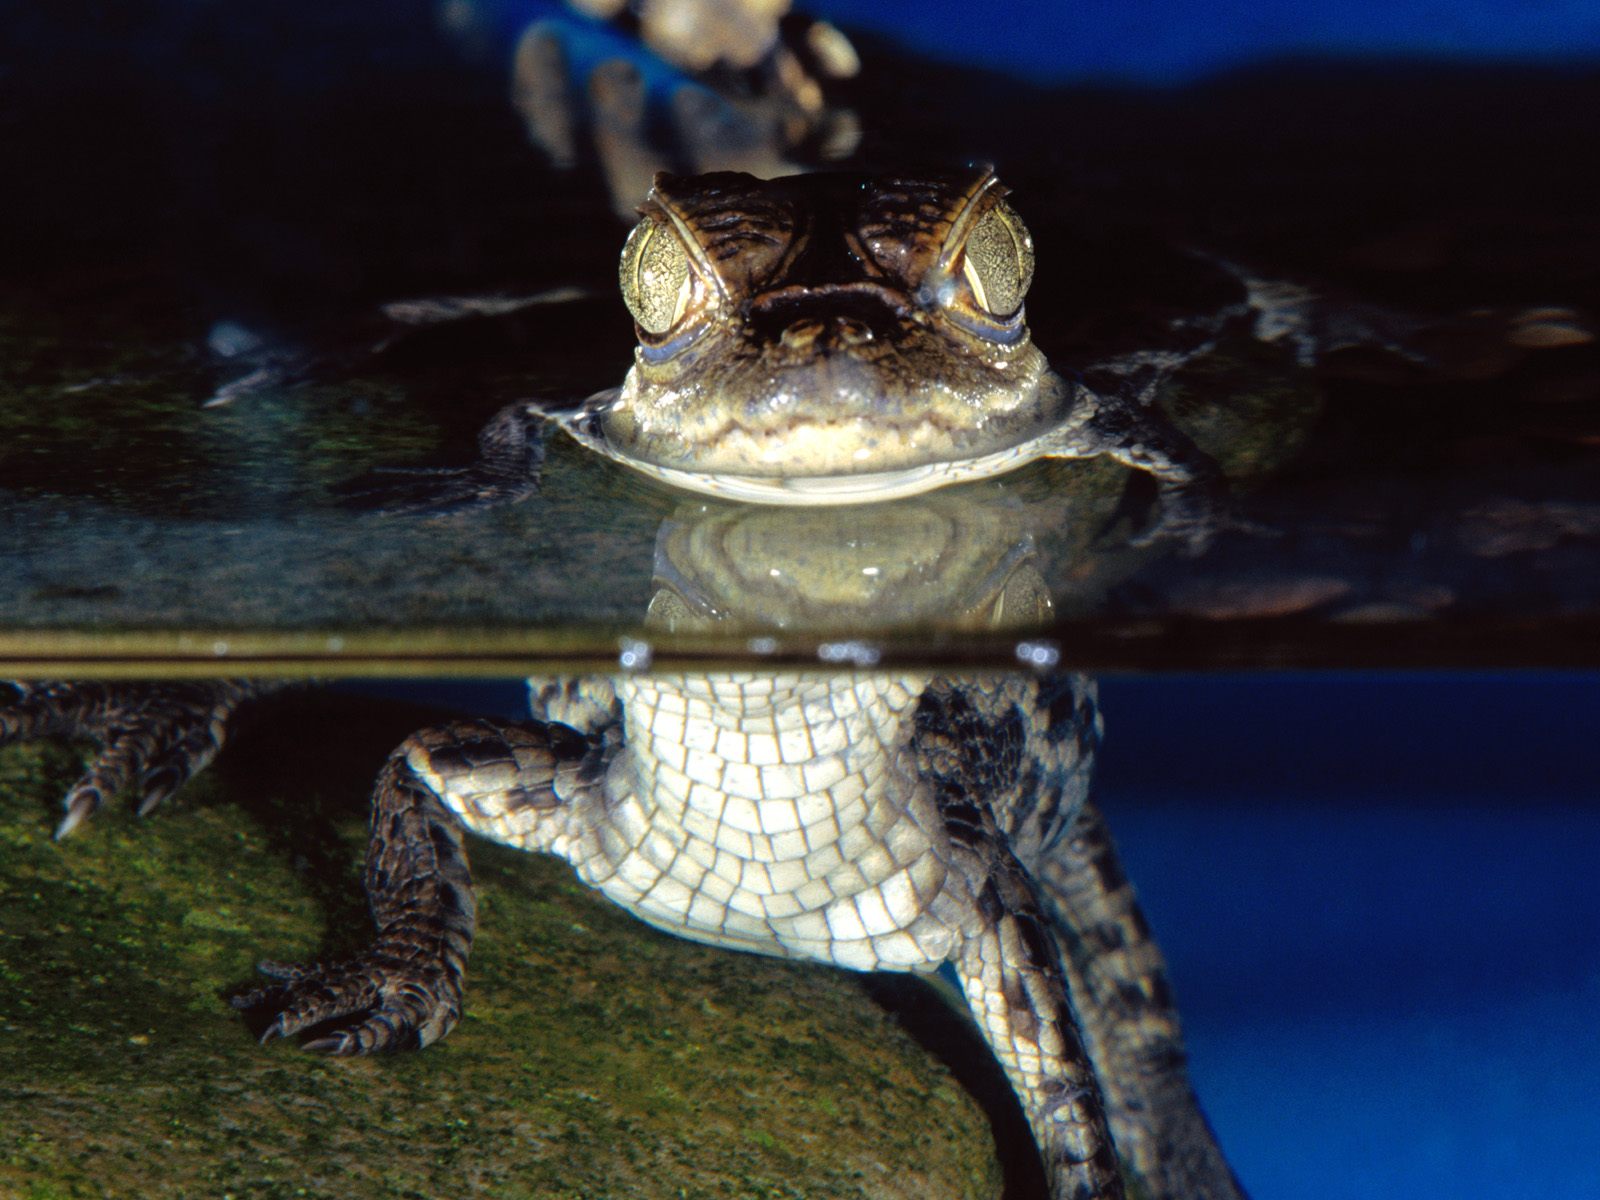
[619, 217, 693, 334]
[959, 200, 1034, 319]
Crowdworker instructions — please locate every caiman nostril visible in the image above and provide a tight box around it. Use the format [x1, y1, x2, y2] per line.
[747, 281, 911, 345]
[781, 318, 826, 349]
[781, 316, 875, 350]
[835, 317, 873, 346]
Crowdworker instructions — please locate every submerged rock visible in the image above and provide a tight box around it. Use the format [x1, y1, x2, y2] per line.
[0, 695, 1001, 1200]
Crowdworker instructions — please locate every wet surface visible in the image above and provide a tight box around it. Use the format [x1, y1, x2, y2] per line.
[5, 7, 1600, 670]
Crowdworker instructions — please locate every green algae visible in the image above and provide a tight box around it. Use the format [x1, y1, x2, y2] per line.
[0, 695, 1002, 1200]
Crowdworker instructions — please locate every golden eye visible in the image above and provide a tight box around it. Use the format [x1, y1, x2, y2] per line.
[959, 200, 1034, 318]
[619, 217, 693, 334]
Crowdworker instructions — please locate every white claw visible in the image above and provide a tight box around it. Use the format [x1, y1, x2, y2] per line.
[54, 794, 95, 840]
[136, 787, 172, 818]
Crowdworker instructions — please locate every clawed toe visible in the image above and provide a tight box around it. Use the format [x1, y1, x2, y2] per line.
[2, 681, 263, 837]
[230, 954, 458, 1055]
[302, 1012, 424, 1056]
[231, 967, 372, 1049]
[55, 787, 107, 839]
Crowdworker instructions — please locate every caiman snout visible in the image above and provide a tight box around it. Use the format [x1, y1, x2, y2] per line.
[746, 282, 910, 351]
[778, 314, 876, 352]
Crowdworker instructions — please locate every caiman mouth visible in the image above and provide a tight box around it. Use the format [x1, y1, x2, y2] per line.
[557, 364, 1077, 506]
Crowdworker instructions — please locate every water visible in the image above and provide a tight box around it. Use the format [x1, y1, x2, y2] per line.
[3, 5, 1599, 1199]
[1100, 674, 1600, 1200]
[6, 20, 1599, 665]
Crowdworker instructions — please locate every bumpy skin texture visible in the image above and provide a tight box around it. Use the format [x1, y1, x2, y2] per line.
[597, 169, 1067, 477]
[2, 677, 1243, 1200]
[911, 678, 1125, 1197]
[1039, 801, 1245, 1200]
[371, 170, 1230, 548]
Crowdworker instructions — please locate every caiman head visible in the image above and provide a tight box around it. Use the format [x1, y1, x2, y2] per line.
[564, 166, 1072, 504]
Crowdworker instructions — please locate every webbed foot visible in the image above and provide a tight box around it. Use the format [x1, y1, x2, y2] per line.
[232, 948, 463, 1055]
[0, 680, 261, 837]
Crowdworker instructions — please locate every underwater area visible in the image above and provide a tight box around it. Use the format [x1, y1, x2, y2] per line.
[3, 2, 1599, 1198]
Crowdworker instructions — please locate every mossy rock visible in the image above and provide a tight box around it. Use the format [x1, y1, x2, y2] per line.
[0, 694, 1004, 1200]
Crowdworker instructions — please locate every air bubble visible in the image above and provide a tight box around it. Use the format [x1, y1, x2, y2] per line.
[1015, 641, 1060, 669]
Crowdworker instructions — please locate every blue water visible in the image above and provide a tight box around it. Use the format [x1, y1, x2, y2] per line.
[816, 0, 1600, 82]
[1099, 675, 1600, 1200]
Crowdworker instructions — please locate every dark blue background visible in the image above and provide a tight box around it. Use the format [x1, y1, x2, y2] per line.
[1098, 674, 1600, 1200]
[819, 0, 1600, 81]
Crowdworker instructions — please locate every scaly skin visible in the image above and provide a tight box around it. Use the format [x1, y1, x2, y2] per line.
[551, 167, 1226, 524]
[3, 671, 1245, 1200]
[2, 673, 1229, 1200]
[247, 672, 1137, 1198]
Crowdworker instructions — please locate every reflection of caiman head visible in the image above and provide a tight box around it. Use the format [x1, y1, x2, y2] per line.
[644, 487, 1054, 633]
[560, 165, 1076, 505]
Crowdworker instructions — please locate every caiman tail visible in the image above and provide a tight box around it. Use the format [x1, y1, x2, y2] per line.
[1028, 793, 1248, 1200]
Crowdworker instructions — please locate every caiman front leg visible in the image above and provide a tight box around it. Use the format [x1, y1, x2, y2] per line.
[914, 685, 1125, 1200]
[1045, 382, 1228, 557]
[340, 401, 549, 517]
[235, 715, 613, 1054]
[0, 680, 268, 837]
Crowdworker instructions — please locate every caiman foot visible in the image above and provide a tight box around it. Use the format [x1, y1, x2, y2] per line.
[0, 680, 262, 837]
[233, 743, 477, 1055]
[231, 946, 463, 1055]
